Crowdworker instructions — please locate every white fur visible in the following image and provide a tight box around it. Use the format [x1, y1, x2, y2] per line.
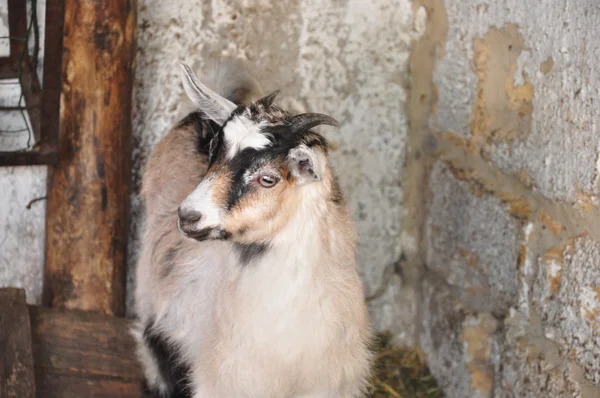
[288, 144, 326, 184]
[134, 181, 372, 397]
[223, 115, 271, 159]
[135, 61, 372, 398]
[179, 176, 223, 230]
[180, 62, 237, 124]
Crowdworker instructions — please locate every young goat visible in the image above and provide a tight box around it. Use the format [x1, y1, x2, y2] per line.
[132, 60, 374, 398]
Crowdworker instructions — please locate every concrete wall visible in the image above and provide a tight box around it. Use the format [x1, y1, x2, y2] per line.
[408, 0, 600, 396]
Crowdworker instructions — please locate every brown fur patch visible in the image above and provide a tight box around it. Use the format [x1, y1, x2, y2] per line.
[141, 126, 208, 217]
[210, 167, 233, 208]
[225, 177, 299, 243]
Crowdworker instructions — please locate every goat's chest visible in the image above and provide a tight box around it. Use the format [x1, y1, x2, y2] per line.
[158, 245, 349, 395]
[220, 258, 333, 353]
[208, 259, 338, 393]
[161, 244, 334, 348]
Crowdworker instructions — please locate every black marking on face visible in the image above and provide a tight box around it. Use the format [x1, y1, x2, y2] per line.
[206, 103, 333, 219]
[222, 128, 329, 210]
[225, 148, 265, 209]
[234, 242, 270, 265]
[143, 323, 192, 398]
[207, 125, 222, 166]
[175, 111, 221, 156]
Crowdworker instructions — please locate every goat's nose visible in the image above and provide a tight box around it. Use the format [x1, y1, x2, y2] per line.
[178, 207, 202, 228]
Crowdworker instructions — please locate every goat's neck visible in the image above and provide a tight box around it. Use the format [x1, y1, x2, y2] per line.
[264, 186, 334, 271]
[233, 196, 334, 309]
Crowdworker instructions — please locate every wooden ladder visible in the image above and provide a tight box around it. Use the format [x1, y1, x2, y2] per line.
[0, 288, 144, 398]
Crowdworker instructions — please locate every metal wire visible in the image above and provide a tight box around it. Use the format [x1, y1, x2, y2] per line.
[0, 0, 39, 149]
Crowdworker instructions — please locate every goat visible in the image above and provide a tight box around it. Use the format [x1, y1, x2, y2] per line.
[132, 59, 374, 398]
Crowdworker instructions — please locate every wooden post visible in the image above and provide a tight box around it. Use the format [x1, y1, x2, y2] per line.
[44, 0, 137, 316]
[0, 289, 36, 398]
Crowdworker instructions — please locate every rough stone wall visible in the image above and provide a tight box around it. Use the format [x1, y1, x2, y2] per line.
[407, 0, 600, 396]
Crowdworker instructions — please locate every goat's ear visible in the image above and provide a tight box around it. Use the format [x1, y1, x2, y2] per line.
[180, 62, 237, 125]
[287, 144, 326, 185]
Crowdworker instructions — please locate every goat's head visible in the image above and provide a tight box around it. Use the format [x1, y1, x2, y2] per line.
[177, 63, 341, 243]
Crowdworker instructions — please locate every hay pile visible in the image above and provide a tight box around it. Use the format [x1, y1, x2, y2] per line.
[367, 333, 444, 398]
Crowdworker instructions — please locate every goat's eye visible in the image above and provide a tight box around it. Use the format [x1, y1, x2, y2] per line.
[258, 175, 278, 188]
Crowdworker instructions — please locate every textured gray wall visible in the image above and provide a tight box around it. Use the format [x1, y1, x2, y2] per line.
[411, 0, 600, 396]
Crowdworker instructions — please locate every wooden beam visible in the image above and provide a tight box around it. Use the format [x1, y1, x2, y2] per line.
[6, 0, 28, 67]
[38, 0, 66, 161]
[0, 289, 36, 398]
[0, 149, 57, 167]
[29, 306, 143, 398]
[44, 0, 137, 315]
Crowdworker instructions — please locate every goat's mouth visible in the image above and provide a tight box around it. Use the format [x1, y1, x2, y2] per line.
[183, 227, 212, 241]
[178, 224, 229, 242]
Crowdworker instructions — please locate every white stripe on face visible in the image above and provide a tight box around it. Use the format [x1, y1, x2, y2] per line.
[179, 176, 223, 230]
[223, 115, 271, 159]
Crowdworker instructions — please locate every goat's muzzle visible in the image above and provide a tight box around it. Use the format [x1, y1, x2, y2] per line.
[178, 207, 205, 239]
[177, 206, 227, 241]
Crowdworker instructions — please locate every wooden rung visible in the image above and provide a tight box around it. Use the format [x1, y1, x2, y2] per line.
[0, 288, 36, 398]
[29, 305, 143, 398]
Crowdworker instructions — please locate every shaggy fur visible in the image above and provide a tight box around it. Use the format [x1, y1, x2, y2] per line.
[132, 59, 374, 398]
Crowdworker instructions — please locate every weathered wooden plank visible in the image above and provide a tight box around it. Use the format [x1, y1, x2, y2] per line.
[29, 306, 143, 398]
[34, 369, 142, 398]
[0, 288, 36, 398]
[44, 0, 137, 315]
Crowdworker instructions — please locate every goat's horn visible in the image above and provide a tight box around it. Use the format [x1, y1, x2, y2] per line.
[289, 113, 339, 133]
[257, 90, 280, 107]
